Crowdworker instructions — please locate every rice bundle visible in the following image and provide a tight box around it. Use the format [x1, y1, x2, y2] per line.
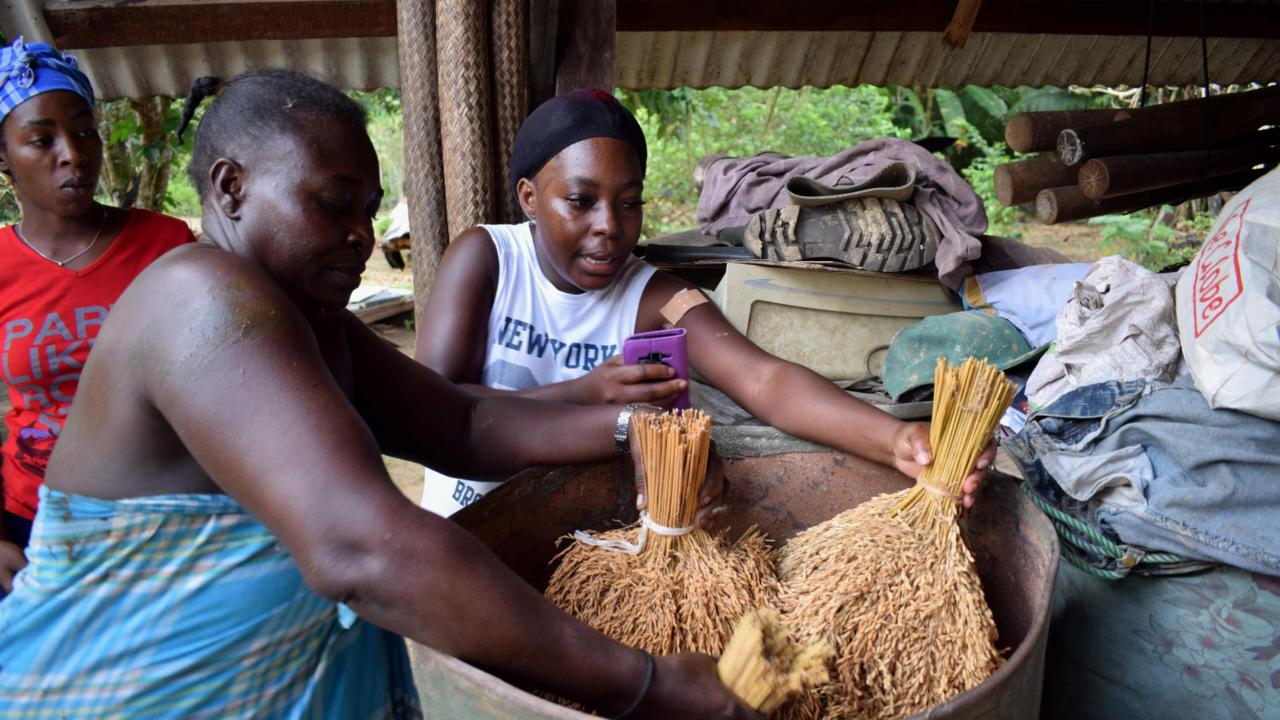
[717, 607, 834, 714]
[777, 357, 1015, 720]
[545, 409, 778, 655]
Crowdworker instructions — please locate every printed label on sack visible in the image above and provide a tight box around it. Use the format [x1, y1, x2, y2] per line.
[1191, 197, 1248, 338]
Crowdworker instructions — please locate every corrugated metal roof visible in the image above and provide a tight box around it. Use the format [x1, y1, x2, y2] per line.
[2, 1, 1277, 99]
[1, 3, 402, 99]
[74, 38, 401, 100]
[615, 31, 1280, 89]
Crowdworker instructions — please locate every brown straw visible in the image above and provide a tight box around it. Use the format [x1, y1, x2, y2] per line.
[776, 357, 1013, 720]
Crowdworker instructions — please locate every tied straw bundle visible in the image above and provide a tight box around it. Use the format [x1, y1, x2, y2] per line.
[545, 409, 778, 656]
[777, 357, 1015, 720]
[717, 607, 834, 714]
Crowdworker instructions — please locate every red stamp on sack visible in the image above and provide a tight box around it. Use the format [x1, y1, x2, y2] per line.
[1191, 198, 1249, 338]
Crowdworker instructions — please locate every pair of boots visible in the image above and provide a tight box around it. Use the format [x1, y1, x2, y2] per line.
[698, 157, 939, 273]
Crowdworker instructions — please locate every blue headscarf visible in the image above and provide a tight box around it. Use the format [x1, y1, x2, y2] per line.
[0, 36, 95, 127]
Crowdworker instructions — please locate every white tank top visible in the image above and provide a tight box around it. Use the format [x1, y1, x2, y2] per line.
[420, 222, 656, 517]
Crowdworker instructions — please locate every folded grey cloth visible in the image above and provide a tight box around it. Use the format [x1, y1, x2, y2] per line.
[785, 162, 916, 206]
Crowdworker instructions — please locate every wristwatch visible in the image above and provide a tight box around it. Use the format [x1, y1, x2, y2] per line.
[614, 403, 660, 454]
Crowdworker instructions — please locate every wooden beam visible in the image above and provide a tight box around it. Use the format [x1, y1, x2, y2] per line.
[942, 0, 983, 49]
[46, 0, 397, 49]
[45, 0, 1280, 52]
[528, 0, 560, 109]
[555, 0, 615, 94]
[615, 0, 1280, 40]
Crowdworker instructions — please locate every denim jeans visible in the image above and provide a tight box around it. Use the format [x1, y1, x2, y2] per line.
[1005, 375, 1280, 576]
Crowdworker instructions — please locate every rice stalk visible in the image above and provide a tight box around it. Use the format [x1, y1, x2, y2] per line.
[776, 358, 1013, 720]
[717, 607, 834, 714]
[546, 409, 779, 656]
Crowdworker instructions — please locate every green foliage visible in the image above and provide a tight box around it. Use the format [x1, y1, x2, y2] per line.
[20, 83, 1125, 247]
[1179, 209, 1219, 238]
[0, 184, 19, 226]
[163, 175, 201, 217]
[950, 117, 1025, 238]
[1089, 209, 1196, 271]
[956, 86, 1009, 142]
[1006, 86, 1113, 114]
[350, 88, 404, 213]
[623, 84, 1117, 239]
[616, 88, 698, 141]
[619, 85, 906, 236]
[99, 96, 195, 214]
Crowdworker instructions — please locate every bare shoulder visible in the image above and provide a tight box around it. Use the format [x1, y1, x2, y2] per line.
[105, 243, 312, 388]
[120, 243, 298, 327]
[637, 268, 701, 330]
[643, 268, 697, 297]
[440, 226, 500, 280]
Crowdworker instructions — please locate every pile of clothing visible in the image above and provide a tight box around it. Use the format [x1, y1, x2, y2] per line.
[907, 169, 1280, 580]
[680, 144, 1280, 581]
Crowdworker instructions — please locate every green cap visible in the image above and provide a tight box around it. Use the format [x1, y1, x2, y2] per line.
[884, 311, 1049, 401]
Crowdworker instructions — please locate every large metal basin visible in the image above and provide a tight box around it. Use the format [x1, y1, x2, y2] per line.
[412, 450, 1059, 719]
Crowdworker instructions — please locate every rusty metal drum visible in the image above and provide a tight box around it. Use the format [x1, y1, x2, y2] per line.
[411, 449, 1059, 719]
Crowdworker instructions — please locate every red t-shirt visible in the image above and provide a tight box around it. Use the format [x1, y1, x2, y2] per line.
[0, 209, 195, 519]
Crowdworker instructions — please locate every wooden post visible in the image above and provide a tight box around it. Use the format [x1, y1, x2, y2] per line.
[555, 0, 616, 94]
[1058, 92, 1280, 166]
[1004, 110, 1116, 153]
[993, 154, 1078, 206]
[1113, 85, 1280, 121]
[436, 0, 495, 238]
[1035, 168, 1268, 224]
[528, 0, 560, 110]
[942, 0, 983, 48]
[490, 0, 529, 223]
[1077, 146, 1280, 200]
[396, 0, 450, 323]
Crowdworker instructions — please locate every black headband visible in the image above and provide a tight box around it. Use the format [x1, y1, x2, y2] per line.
[508, 88, 648, 203]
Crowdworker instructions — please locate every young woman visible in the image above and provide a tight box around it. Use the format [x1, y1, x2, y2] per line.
[0, 69, 753, 719]
[0, 38, 194, 592]
[416, 88, 991, 517]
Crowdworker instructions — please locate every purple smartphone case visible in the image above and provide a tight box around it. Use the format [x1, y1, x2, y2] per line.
[622, 328, 690, 409]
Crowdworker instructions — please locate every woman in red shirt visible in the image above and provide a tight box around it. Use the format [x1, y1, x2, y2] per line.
[0, 38, 194, 591]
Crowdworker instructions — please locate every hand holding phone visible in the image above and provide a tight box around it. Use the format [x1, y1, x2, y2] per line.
[622, 328, 690, 409]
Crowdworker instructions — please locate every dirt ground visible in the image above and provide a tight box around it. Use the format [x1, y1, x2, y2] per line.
[1015, 222, 1107, 263]
[362, 247, 416, 292]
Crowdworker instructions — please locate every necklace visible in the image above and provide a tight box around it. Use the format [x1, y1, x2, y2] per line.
[15, 206, 109, 268]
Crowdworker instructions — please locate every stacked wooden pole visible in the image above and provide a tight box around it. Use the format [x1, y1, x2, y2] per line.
[997, 86, 1280, 224]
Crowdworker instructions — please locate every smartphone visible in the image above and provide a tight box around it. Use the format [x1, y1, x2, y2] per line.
[622, 328, 690, 409]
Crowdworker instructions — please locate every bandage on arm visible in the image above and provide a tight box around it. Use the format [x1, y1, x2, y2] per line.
[659, 288, 709, 326]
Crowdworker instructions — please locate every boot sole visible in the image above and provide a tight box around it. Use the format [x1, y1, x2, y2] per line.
[743, 197, 940, 273]
[742, 194, 942, 270]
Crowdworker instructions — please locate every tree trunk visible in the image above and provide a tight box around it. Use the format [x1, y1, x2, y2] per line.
[130, 97, 175, 211]
[97, 101, 134, 207]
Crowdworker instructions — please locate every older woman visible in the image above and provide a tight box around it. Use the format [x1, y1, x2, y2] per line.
[0, 69, 752, 719]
